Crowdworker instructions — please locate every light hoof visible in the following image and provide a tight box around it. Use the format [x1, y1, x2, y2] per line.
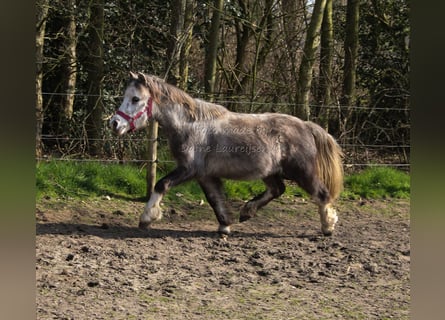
[319, 204, 338, 236]
[140, 205, 163, 228]
[147, 206, 163, 221]
[218, 225, 231, 235]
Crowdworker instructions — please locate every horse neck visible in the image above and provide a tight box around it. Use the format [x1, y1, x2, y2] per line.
[151, 102, 186, 130]
[153, 99, 228, 130]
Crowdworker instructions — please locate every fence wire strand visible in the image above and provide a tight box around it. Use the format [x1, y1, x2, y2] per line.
[38, 93, 410, 169]
[40, 91, 410, 112]
[35, 156, 409, 168]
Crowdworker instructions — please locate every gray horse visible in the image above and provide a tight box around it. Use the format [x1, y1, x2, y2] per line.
[110, 72, 343, 236]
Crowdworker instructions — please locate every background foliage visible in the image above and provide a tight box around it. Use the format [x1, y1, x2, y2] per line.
[36, 0, 410, 167]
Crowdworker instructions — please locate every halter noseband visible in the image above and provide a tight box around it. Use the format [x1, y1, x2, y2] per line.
[116, 98, 153, 132]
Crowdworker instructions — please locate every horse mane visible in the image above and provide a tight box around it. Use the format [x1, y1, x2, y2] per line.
[136, 74, 228, 121]
[192, 99, 228, 121]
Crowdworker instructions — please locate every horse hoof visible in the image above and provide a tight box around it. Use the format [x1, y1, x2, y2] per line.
[322, 230, 333, 236]
[239, 203, 256, 222]
[239, 215, 251, 223]
[239, 212, 256, 222]
[218, 225, 231, 235]
[321, 227, 334, 236]
[138, 221, 151, 229]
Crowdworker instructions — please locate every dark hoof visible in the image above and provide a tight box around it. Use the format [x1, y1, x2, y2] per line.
[138, 221, 151, 230]
[239, 214, 253, 223]
[322, 230, 333, 236]
[239, 203, 256, 223]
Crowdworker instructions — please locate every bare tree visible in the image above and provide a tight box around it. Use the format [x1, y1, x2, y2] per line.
[281, 0, 305, 90]
[166, 0, 195, 88]
[248, 0, 275, 108]
[204, 0, 224, 100]
[225, 0, 251, 111]
[295, 0, 327, 120]
[179, 0, 195, 90]
[84, 0, 104, 156]
[36, 0, 50, 158]
[341, 0, 359, 107]
[318, 0, 333, 129]
[225, 0, 276, 111]
[166, 0, 184, 84]
[36, 0, 409, 162]
[60, 0, 77, 122]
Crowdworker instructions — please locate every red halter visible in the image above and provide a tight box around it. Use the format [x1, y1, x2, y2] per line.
[116, 98, 153, 132]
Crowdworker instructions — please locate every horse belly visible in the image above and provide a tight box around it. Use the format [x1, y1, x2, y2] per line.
[195, 116, 287, 179]
[204, 146, 278, 180]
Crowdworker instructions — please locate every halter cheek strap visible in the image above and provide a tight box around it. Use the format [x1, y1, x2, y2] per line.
[116, 98, 153, 132]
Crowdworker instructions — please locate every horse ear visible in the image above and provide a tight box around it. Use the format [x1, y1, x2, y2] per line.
[137, 72, 147, 85]
[129, 71, 138, 80]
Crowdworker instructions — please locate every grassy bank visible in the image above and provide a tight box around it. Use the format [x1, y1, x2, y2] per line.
[36, 161, 410, 202]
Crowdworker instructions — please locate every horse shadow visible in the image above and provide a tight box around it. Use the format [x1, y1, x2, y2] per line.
[36, 221, 321, 240]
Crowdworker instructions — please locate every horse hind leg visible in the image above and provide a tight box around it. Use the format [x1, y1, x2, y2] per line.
[288, 168, 338, 236]
[239, 175, 285, 222]
[309, 185, 339, 236]
[309, 181, 338, 236]
[318, 202, 338, 236]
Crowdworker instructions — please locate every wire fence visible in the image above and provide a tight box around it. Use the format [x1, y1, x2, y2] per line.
[37, 133, 410, 170]
[41, 91, 409, 111]
[37, 92, 410, 171]
[36, 157, 410, 168]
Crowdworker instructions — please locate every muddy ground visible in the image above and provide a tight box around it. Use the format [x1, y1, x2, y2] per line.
[36, 195, 410, 319]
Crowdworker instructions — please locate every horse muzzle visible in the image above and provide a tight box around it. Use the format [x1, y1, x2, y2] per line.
[109, 115, 128, 136]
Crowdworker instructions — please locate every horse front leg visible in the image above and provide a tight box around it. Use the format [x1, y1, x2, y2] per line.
[198, 177, 234, 235]
[139, 166, 194, 229]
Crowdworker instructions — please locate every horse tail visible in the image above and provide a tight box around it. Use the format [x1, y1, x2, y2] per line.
[306, 121, 344, 201]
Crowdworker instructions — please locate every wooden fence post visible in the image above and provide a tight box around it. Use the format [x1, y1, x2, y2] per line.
[146, 119, 158, 199]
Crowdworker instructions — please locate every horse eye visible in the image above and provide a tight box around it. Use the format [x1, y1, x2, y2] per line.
[132, 96, 140, 104]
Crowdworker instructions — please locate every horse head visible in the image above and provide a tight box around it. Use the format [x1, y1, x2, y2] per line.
[109, 72, 153, 135]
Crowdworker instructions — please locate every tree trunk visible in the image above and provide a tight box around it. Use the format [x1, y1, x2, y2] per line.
[166, 0, 194, 89]
[318, 0, 333, 129]
[179, 0, 195, 90]
[60, 0, 77, 122]
[166, 0, 184, 85]
[281, 0, 304, 85]
[204, 0, 224, 101]
[248, 0, 274, 110]
[84, 0, 104, 156]
[36, 0, 49, 158]
[234, 0, 249, 76]
[281, 0, 297, 57]
[281, 0, 306, 115]
[296, 0, 327, 120]
[341, 0, 360, 107]
[227, 0, 275, 111]
[226, 0, 250, 111]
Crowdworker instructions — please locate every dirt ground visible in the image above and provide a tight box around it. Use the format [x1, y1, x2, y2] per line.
[36, 195, 410, 319]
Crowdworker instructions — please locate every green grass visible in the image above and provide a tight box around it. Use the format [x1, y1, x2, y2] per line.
[36, 161, 410, 201]
[343, 166, 410, 199]
[36, 161, 146, 200]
